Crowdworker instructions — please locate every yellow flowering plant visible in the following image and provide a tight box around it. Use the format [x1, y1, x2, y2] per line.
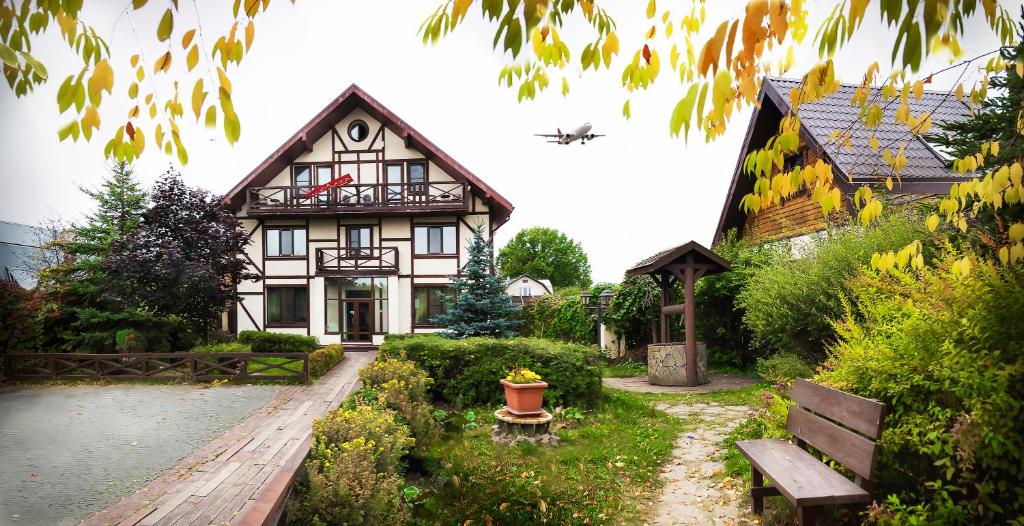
[505, 367, 542, 384]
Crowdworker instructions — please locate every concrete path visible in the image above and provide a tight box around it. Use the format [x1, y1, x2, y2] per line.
[648, 402, 756, 526]
[79, 351, 375, 526]
[0, 384, 279, 526]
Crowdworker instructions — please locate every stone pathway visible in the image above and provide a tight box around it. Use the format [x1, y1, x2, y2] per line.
[648, 402, 756, 526]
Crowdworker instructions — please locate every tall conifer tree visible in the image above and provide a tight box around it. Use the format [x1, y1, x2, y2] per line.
[432, 224, 520, 338]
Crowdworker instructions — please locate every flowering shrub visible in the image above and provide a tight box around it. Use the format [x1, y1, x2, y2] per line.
[504, 367, 542, 384]
[312, 405, 413, 474]
[358, 356, 440, 446]
[288, 436, 407, 526]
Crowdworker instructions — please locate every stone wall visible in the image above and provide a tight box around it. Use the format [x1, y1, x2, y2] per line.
[647, 342, 707, 386]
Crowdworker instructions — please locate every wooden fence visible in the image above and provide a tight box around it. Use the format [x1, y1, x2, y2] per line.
[2, 352, 309, 383]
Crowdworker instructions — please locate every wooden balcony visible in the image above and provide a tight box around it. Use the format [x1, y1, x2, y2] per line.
[316, 247, 399, 275]
[246, 182, 469, 216]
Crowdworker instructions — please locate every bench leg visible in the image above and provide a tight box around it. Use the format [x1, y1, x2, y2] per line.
[751, 466, 764, 515]
[797, 505, 817, 526]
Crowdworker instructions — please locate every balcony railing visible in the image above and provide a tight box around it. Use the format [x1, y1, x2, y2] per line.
[247, 182, 468, 214]
[316, 247, 399, 274]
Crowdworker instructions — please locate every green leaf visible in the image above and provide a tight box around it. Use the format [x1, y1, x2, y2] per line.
[220, 88, 240, 144]
[669, 83, 699, 139]
[902, 23, 922, 71]
[204, 105, 217, 128]
[56, 75, 75, 112]
[0, 43, 19, 68]
[157, 9, 174, 42]
[504, 19, 523, 57]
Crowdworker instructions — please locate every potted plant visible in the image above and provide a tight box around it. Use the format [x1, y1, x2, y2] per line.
[500, 367, 548, 416]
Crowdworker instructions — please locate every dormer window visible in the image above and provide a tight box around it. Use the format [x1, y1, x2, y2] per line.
[348, 120, 369, 142]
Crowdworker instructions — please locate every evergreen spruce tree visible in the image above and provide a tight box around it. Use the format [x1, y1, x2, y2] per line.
[37, 162, 152, 352]
[432, 224, 521, 338]
[928, 16, 1023, 253]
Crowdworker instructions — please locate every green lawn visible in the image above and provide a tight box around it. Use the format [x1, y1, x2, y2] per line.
[600, 360, 648, 378]
[412, 389, 685, 525]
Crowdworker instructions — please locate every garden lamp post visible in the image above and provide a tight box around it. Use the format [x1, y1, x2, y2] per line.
[581, 290, 615, 349]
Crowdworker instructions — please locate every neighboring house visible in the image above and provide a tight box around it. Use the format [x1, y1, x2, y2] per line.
[0, 220, 52, 288]
[714, 76, 971, 245]
[221, 84, 514, 347]
[505, 275, 553, 305]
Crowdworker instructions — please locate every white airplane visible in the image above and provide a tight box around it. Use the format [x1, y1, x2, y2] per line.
[535, 122, 605, 145]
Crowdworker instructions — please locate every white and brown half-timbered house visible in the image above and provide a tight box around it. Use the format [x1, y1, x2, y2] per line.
[221, 85, 513, 348]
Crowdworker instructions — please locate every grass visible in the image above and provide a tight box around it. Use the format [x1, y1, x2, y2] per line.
[600, 359, 647, 378]
[412, 389, 685, 525]
[626, 383, 771, 407]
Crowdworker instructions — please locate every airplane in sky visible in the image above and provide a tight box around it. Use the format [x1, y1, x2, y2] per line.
[535, 123, 605, 145]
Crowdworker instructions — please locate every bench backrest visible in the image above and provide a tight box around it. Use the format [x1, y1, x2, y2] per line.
[786, 379, 887, 482]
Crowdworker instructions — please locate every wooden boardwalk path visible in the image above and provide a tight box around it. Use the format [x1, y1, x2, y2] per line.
[81, 351, 376, 526]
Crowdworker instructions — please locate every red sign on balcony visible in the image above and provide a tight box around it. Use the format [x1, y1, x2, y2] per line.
[304, 174, 354, 198]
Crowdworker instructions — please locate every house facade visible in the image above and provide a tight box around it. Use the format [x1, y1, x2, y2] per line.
[222, 85, 513, 347]
[504, 274, 553, 305]
[714, 76, 971, 245]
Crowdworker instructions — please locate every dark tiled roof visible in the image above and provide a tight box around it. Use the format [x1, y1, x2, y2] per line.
[766, 77, 970, 182]
[0, 220, 46, 288]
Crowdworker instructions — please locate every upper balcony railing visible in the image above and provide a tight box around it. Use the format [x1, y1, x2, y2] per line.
[316, 247, 399, 274]
[246, 182, 468, 215]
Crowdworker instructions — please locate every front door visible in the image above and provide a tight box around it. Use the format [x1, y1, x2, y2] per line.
[342, 299, 373, 342]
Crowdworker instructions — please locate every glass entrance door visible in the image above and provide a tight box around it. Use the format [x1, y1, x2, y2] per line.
[343, 299, 373, 342]
[325, 277, 388, 342]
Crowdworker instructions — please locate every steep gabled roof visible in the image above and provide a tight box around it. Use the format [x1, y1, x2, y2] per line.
[507, 274, 553, 294]
[626, 241, 730, 277]
[221, 84, 513, 223]
[714, 76, 971, 243]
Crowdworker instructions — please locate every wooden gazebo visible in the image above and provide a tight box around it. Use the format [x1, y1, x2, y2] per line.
[626, 241, 730, 386]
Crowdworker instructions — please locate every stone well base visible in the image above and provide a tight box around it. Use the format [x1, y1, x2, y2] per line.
[492, 409, 560, 446]
[647, 342, 708, 386]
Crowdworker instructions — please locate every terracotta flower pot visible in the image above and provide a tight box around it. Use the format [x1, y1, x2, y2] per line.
[500, 379, 548, 416]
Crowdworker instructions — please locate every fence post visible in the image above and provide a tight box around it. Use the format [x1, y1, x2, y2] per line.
[240, 355, 249, 381]
[303, 354, 310, 384]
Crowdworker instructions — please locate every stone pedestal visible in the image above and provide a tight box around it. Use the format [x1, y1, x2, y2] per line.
[492, 409, 559, 446]
[647, 342, 707, 386]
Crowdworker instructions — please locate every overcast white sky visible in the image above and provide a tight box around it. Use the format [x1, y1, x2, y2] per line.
[0, 1, 1016, 282]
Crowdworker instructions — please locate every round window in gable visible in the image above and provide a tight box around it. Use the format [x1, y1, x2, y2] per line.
[348, 120, 369, 142]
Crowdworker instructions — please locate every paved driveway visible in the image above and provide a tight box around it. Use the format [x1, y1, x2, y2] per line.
[0, 384, 278, 526]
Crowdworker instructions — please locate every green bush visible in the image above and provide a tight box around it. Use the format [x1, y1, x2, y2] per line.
[738, 214, 929, 362]
[359, 356, 440, 446]
[312, 405, 414, 475]
[814, 256, 1024, 524]
[288, 437, 407, 526]
[603, 275, 664, 350]
[309, 344, 344, 378]
[189, 342, 251, 353]
[515, 289, 594, 344]
[0, 280, 41, 354]
[696, 230, 791, 368]
[754, 352, 814, 385]
[238, 330, 318, 353]
[379, 334, 602, 408]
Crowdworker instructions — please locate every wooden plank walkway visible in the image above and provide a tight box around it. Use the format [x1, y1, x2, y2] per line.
[80, 351, 376, 526]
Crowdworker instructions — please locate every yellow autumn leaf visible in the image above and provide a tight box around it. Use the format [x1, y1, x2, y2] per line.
[187, 45, 199, 71]
[191, 79, 206, 119]
[926, 213, 939, 232]
[869, 134, 879, 152]
[182, 29, 196, 49]
[153, 51, 171, 73]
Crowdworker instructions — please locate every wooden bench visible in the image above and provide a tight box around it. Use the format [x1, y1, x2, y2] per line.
[736, 378, 887, 525]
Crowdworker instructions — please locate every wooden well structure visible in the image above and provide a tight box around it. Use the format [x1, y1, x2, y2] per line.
[626, 241, 730, 387]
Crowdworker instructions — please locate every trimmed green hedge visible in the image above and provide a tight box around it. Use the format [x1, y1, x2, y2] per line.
[309, 344, 344, 379]
[238, 330, 318, 353]
[379, 334, 602, 408]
